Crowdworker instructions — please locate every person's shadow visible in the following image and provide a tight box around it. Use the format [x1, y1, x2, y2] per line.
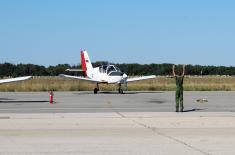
[183, 108, 205, 112]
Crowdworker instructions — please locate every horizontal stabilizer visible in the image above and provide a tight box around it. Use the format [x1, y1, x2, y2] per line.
[0, 76, 32, 84]
[127, 75, 156, 83]
[65, 69, 83, 72]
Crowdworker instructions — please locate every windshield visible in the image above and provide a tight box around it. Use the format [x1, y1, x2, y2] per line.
[114, 66, 121, 72]
[107, 66, 116, 74]
[100, 65, 122, 74]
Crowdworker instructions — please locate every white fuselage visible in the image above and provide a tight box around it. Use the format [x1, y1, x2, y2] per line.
[88, 65, 127, 84]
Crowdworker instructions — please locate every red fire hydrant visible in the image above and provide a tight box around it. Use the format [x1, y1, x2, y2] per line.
[49, 91, 54, 104]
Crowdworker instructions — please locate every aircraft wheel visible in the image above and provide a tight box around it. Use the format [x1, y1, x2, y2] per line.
[118, 88, 124, 94]
[94, 88, 99, 94]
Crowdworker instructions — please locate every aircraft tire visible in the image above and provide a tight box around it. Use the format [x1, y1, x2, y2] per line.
[118, 88, 124, 94]
[94, 88, 98, 94]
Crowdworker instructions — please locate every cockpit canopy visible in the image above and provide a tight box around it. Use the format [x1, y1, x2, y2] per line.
[99, 65, 121, 75]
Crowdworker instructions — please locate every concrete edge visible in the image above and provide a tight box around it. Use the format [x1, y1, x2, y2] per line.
[0, 112, 235, 119]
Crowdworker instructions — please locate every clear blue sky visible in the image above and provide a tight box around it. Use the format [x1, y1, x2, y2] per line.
[0, 0, 235, 66]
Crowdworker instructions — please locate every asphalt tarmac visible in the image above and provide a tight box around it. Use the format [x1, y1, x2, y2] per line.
[0, 91, 235, 155]
[0, 91, 235, 113]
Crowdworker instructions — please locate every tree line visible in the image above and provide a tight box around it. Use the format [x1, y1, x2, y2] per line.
[0, 62, 235, 77]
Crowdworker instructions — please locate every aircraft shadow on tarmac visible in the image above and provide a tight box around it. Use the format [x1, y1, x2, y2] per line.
[0, 98, 15, 101]
[148, 100, 167, 104]
[74, 91, 164, 95]
[0, 99, 49, 103]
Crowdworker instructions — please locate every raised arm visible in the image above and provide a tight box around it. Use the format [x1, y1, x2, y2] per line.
[182, 65, 186, 76]
[172, 65, 176, 77]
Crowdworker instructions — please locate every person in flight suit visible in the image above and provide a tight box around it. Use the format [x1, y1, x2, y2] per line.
[172, 64, 186, 112]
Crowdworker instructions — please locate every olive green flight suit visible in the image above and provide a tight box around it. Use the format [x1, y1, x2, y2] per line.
[175, 76, 184, 111]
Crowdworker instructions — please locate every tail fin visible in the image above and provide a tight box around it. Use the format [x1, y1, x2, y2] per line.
[81, 50, 93, 77]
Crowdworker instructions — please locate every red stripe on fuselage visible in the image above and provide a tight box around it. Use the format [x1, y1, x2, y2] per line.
[81, 51, 87, 77]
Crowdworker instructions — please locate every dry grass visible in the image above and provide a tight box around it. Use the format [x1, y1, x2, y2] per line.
[1, 76, 235, 92]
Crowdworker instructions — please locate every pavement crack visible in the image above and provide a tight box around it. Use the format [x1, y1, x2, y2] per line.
[115, 112, 210, 155]
[115, 111, 126, 118]
[132, 119, 210, 155]
[105, 100, 126, 118]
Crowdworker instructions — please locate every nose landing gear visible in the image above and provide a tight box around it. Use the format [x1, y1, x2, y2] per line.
[118, 83, 124, 94]
[118, 88, 124, 94]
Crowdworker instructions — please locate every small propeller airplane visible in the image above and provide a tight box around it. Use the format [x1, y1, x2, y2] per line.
[0, 76, 32, 84]
[60, 50, 156, 94]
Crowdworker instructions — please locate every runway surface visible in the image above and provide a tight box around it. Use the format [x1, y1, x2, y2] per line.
[0, 91, 235, 113]
[1, 92, 235, 154]
[0, 112, 235, 155]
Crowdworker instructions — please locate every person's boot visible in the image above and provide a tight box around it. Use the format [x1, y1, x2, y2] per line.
[180, 108, 184, 112]
[175, 108, 179, 112]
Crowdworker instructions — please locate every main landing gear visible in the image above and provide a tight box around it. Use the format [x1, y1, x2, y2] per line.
[94, 88, 99, 94]
[94, 83, 99, 94]
[93, 83, 125, 94]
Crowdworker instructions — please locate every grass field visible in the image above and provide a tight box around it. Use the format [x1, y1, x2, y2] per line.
[0, 76, 235, 92]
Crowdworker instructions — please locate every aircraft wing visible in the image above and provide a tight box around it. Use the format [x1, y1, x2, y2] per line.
[59, 74, 100, 83]
[127, 75, 156, 83]
[0, 76, 32, 84]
